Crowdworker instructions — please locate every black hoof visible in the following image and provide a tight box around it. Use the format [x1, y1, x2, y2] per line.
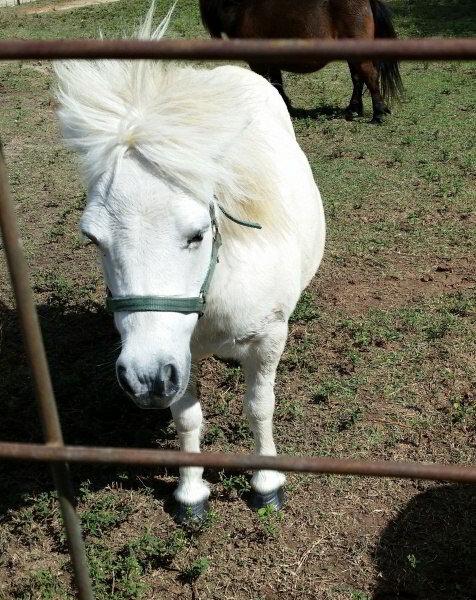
[249, 487, 285, 511]
[174, 499, 209, 524]
[371, 115, 385, 124]
[344, 110, 355, 121]
[345, 106, 363, 121]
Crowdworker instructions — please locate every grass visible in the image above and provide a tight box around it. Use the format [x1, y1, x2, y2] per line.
[256, 505, 284, 539]
[15, 568, 71, 600]
[0, 0, 474, 599]
[181, 557, 210, 582]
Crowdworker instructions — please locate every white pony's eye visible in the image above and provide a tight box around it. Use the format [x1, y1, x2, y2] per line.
[187, 232, 204, 246]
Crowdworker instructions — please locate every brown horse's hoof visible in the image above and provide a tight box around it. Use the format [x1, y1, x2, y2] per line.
[372, 104, 391, 123]
[174, 499, 209, 523]
[249, 487, 285, 511]
[345, 105, 364, 121]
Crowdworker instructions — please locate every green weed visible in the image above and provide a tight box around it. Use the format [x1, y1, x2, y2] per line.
[182, 557, 210, 582]
[84, 529, 189, 599]
[219, 472, 251, 497]
[256, 505, 284, 538]
[228, 422, 253, 443]
[203, 424, 224, 445]
[312, 376, 358, 404]
[10, 491, 59, 544]
[340, 313, 402, 349]
[127, 529, 187, 566]
[15, 568, 70, 600]
[276, 397, 304, 419]
[80, 493, 133, 538]
[87, 544, 147, 600]
[290, 290, 320, 323]
[450, 395, 475, 425]
[333, 406, 362, 433]
[350, 592, 370, 600]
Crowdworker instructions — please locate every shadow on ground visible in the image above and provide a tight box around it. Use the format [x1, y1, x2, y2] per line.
[289, 104, 350, 121]
[1, 304, 475, 599]
[390, 0, 476, 37]
[0, 300, 176, 512]
[373, 484, 476, 600]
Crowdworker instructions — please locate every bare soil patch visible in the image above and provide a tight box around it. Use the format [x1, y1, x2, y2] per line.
[20, 0, 119, 14]
[316, 254, 476, 315]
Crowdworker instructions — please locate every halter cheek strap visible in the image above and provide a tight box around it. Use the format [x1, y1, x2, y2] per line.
[106, 203, 260, 316]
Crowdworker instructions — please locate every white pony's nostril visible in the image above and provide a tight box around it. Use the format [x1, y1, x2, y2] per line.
[117, 364, 135, 396]
[152, 363, 180, 398]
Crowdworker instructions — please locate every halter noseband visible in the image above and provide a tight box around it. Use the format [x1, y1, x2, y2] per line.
[105, 203, 261, 317]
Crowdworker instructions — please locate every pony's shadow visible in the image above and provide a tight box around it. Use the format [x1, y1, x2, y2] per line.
[289, 104, 349, 121]
[0, 300, 178, 514]
[391, 0, 475, 37]
[373, 484, 476, 600]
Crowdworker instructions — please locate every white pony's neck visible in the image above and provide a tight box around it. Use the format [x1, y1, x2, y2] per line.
[55, 6, 295, 243]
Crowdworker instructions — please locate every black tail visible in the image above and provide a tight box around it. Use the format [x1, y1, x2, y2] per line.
[370, 0, 404, 103]
[199, 0, 243, 38]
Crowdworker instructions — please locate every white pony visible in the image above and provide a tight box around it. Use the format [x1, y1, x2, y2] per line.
[55, 8, 325, 519]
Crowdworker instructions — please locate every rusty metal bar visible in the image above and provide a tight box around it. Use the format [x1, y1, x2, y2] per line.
[0, 148, 93, 600]
[0, 442, 475, 484]
[0, 38, 474, 62]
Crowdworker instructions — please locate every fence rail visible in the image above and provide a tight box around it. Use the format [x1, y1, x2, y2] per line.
[1, 36, 475, 600]
[1, 442, 476, 483]
[0, 38, 475, 61]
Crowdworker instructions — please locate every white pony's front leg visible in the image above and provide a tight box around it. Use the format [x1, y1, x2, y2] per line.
[243, 324, 287, 508]
[170, 381, 210, 520]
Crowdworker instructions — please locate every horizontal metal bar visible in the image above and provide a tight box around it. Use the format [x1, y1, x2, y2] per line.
[0, 38, 474, 62]
[0, 442, 475, 483]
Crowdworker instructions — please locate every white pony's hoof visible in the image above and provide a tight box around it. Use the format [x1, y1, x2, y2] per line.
[250, 486, 285, 511]
[174, 500, 209, 523]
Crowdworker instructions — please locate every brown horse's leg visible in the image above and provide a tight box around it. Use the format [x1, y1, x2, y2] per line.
[269, 68, 292, 111]
[249, 63, 292, 111]
[345, 63, 365, 120]
[353, 60, 390, 124]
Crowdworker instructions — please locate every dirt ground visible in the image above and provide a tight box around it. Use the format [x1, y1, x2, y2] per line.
[19, 0, 119, 15]
[0, 1, 474, 599]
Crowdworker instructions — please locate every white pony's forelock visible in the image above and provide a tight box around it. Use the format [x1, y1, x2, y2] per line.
[55, 4, 291, 234]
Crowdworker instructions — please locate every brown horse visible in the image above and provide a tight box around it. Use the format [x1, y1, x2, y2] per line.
[200, 0, 403, 123]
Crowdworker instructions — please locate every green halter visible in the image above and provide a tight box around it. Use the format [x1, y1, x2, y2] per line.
[106, 203, 261, 316]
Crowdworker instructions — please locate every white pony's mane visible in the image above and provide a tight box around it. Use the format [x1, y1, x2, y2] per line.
[55, 6, 291, 235]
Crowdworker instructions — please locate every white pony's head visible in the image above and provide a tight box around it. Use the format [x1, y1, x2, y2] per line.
[55, 6, 284, 408]
[80, 156, 213, 408]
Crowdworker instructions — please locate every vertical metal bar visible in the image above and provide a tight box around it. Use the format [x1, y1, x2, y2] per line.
[0, 145, 94, 600]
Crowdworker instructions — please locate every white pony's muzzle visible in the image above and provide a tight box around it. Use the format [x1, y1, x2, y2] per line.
[115, 313, 195, 409]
